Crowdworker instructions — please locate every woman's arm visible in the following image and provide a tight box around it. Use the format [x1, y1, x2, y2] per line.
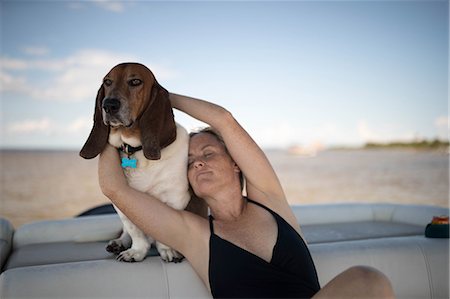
[171, 93, 302, 233]
[170, 93, 287, 208]
[98, 144, 204, 254]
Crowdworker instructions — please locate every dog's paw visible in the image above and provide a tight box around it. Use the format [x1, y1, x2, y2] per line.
[106, 240, 126, 254]
[159, 247, 185, 263]
[117, 248, 147, 262]
[156, 241, 184, 263]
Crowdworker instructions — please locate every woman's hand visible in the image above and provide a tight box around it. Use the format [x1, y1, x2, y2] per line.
[98, 144, 129, 199]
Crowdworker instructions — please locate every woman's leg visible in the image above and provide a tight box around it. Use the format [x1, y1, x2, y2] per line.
[313, 266, 395, 299]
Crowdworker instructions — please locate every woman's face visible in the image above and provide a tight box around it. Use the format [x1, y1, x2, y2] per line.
[188, 132, 240, 198]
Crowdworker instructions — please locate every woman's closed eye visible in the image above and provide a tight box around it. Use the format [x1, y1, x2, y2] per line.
[203, 151, 213, 158]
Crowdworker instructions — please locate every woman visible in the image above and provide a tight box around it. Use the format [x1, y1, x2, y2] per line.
[99, 93, 395, 298]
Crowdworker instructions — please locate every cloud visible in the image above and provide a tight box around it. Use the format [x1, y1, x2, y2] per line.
[67, 2, 85, 10]
[5, 116, 92, 136]
[434, 116, 448, 140]
[6, 118, 54, 134]
[357, 120, 415, 143]
[251, 122, 299, 148]
[1, 57, 28, 70]
[357, 121, 377, 141]
[1, 116, 94, 149]
[434, 116, 448, 128]
[1, 49, 179, 102]
[21, 46, 50, 56]
[0, 70, 28, 92]
[67, 117, 92, 134]
[358, 117, 449, 143]
[93, 0, 126, 13]
[248, 118, 437, 148]
[249, 121, 359, 148]
[67, 0, 129, 13]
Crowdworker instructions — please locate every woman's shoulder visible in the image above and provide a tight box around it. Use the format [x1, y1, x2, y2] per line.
[247, 192, 301, 235]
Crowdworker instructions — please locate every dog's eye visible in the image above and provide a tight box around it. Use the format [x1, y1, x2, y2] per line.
[129, 79, 142, 87]
[103, 79, 112, 87]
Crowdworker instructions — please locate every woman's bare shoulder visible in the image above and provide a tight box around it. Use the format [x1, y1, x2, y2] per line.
[178, 209, 211, 251]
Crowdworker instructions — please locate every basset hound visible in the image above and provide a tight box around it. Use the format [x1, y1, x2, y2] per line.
[80, 62, 205, 262]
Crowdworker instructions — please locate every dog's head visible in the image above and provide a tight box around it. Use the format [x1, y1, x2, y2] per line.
[80, 62, 176, 160]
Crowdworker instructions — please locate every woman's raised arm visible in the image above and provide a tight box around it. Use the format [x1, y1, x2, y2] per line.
[170, 93, 288, 209]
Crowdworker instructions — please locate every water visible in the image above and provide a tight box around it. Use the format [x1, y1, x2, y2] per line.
[266, 149, 449, 207]
[0, 149, 448, 228]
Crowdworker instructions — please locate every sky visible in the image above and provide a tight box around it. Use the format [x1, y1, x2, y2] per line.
[1, 0, 448, 150]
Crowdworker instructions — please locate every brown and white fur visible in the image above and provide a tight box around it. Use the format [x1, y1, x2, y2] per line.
[80, 62, 194, 262]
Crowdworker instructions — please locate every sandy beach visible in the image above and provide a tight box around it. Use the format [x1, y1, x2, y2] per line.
[1, 149, 448, 228]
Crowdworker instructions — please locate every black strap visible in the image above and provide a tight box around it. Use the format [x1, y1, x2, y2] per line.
[246, 197, 274, 215]
[209, 215, 215, 234]
[208, 198, 272, 235]
[120, 143, 143, 156]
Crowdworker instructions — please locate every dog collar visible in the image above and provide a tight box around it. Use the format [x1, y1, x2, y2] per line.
[120, 143, 143, 156]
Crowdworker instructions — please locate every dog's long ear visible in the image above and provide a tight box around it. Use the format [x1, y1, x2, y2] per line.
[79, 86, 110, 159]
[139, 81, 177, 160]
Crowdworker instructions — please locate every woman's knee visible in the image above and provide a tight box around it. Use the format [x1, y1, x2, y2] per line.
[313, 265, 395, 299]
[345, 266, 395, 297]
[346, 266, 388, 282]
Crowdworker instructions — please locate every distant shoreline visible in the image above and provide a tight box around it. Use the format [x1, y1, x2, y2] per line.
[363, 139, 449, 151]
[0, 148, 79, 153]
[1, 139, 449, 154]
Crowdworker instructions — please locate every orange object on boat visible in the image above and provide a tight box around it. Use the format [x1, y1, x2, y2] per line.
[431, 216, 449, 225]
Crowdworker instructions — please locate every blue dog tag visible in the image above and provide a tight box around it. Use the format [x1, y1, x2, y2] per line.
[121, 157, 137, 168]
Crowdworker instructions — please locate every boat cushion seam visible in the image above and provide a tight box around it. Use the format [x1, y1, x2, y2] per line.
[417, 242, 434, 298]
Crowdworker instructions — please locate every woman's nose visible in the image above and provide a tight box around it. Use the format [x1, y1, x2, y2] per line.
[193, 159, 205, 169]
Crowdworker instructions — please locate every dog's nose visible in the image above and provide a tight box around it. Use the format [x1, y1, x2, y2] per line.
[102, 98, 121, 114]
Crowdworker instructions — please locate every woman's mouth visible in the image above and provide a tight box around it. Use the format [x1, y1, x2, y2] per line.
[196, 171, 212, 179]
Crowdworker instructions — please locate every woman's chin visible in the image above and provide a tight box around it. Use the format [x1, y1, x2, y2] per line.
[192, 183, 215, 199]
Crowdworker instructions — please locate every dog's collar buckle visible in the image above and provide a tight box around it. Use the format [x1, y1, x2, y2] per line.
[120, 143, 143, 156]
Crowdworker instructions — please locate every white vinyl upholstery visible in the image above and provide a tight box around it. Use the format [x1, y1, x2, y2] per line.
[1, 203, 448, 299]
[292, 203, 448, 226]
[12, 214, 122, 248]
[310, 236, 449, 299]
[0, 258, 211, 299]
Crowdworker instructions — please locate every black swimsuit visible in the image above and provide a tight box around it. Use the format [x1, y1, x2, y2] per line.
[208, 198, 320, 298]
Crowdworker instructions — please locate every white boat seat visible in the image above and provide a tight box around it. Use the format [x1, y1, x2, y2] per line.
[303, 221, 424, 244]
[0, 236, 447, 299]
[1, 203, 448, 298]
[4, 222, 424, 271]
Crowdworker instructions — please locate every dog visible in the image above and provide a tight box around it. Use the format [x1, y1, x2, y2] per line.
[80, 62, 201, 263]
